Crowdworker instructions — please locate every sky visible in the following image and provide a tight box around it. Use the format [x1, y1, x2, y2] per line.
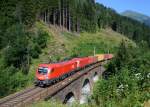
[96, 0, 150, 16]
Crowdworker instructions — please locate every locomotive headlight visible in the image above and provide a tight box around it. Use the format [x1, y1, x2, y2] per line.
[46, 68, 53, 79]
[48, 69, 51, 74]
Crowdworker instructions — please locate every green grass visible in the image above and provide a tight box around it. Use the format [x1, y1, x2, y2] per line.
[70, 29, 135, 57]
[30, 100, 97, 107]
[30, 101, 67, 107]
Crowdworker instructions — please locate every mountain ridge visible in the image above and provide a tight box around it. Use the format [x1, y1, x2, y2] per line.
[121, 10, 150, 27]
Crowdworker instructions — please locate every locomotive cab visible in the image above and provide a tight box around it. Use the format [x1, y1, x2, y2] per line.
[35, 65, 54, 87]
[38, 67, 53, 75]
[38, 67, 48, 75]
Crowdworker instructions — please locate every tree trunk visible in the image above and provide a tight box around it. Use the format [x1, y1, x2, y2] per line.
[62, 0, 65, 30]
[53, 9, 55, 25]
[59, 2, 61, 26]
[65, 5, 68, 28]
[68, 9, 71, 31]
[44, 10, 47, 23]
[63, 8, 65, 29]
[47, 8, 50, 24]
[77, 18, 80, 33]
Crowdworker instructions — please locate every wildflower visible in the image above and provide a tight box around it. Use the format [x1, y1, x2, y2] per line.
[147, 73, 150, 78]
[134, 73, 142, 80]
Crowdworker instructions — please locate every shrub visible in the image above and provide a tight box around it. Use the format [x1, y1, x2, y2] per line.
[36, 30, 48, 48]
[0, 66, 27, 97]
[92, 40, 150, 107]
[30, 43, 41, 58]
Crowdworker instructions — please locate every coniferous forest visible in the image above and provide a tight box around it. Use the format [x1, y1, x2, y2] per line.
[0, 0, 150, 106]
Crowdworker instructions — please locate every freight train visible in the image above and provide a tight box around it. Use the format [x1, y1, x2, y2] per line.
[35, 54, 113, 87]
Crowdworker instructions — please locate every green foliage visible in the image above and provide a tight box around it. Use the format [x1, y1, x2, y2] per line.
[0, 23, 48, 97]
[2, 24, 28, 69]
[93, 41, 150, 107]
[20, 0, 38, 26]
[30, 43, 41, 58]
[30, 30, 48, 58]
[36, 30, 48, 48]
[30, 99, 97, 107]
[0, 65, 28, 97]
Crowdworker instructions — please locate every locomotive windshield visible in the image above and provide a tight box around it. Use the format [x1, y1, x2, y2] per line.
[38, 67, 48, 74]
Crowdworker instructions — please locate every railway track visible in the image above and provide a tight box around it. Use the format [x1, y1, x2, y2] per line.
[0, 61, 102, 107]
[0, 87, 43, 107]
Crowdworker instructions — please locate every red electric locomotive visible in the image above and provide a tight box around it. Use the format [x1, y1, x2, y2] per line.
[35, 60, 77, 86]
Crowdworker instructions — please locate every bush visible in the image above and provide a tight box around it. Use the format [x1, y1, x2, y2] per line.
[0, 66, 27, 97]
[92, 40, 150, 107]
[30, 30, 48, 58]
[36, 30, 48, 48]
[30, 43, 41, 58]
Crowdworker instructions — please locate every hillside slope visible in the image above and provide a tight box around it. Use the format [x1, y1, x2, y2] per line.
[27, 21, 136, 87]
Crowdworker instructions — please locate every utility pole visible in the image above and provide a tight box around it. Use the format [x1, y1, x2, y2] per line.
[94, 47, 96, 56]
[108, 49, 109, 54]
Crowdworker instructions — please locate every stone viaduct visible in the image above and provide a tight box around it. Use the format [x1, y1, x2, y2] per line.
[50, 63, 105, 105]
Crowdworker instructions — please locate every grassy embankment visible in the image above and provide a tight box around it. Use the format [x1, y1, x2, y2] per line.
[26, 21, 135, 87]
